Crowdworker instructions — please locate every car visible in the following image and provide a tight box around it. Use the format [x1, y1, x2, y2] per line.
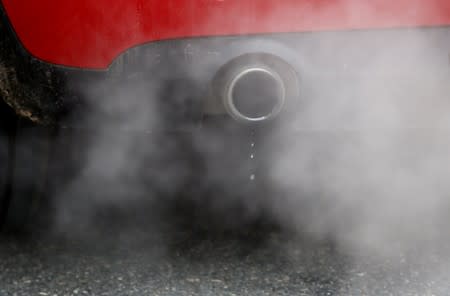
[1, 0, 450, 231]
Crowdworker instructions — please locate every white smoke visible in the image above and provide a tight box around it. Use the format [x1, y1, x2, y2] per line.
[46, 1, 450, 293]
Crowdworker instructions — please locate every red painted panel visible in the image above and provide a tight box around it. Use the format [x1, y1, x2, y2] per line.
[2, 0, 450, 69]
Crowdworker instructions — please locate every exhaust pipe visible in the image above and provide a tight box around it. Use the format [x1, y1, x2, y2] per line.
[223, 67, 286, 123]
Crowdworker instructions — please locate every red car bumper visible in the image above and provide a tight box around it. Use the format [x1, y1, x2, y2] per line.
[2, 0, 450, 69]
[1, 1, 450, 128]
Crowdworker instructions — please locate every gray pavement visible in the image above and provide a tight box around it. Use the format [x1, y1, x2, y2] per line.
[1, 210, 449, 296]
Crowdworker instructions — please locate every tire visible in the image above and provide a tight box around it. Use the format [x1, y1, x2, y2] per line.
[0, 100, 14, 229]
[0, 100, 51, 232]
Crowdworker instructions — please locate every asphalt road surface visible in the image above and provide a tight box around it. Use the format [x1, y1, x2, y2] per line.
[1, 206, 449, 296]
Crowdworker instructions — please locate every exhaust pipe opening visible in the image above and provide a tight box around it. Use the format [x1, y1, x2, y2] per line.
[224, 67, 286, 123]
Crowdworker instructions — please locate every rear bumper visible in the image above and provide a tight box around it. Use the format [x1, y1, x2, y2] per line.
[1, 3, 450, 129]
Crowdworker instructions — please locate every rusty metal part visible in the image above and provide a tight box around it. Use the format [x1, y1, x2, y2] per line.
[0, 65, 43, 123]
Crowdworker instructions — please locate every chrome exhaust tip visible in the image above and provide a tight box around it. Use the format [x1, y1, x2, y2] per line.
[224, 67, 286, 123]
